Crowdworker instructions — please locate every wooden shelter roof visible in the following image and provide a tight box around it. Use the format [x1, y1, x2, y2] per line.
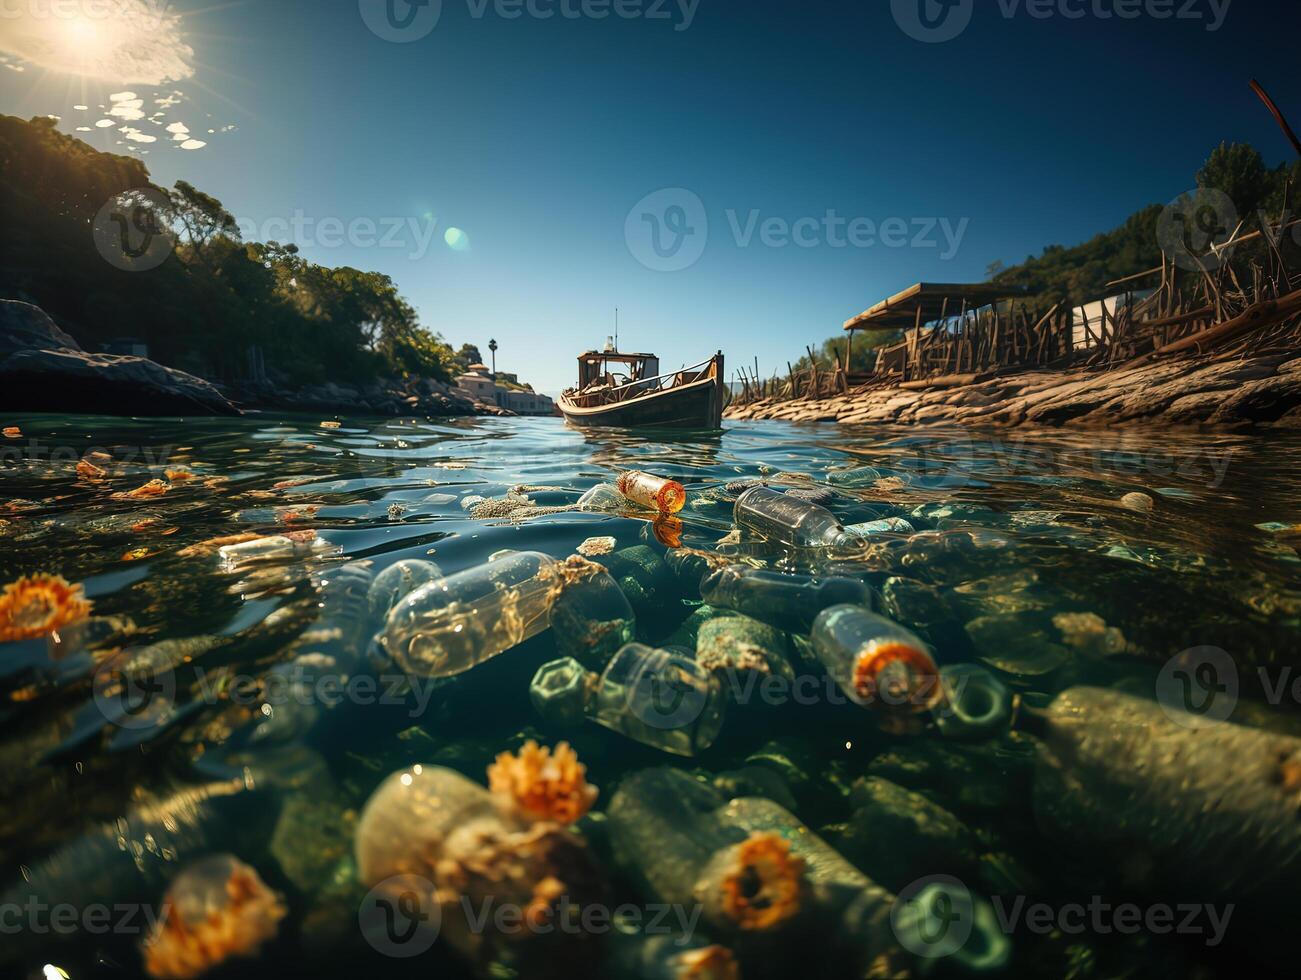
[577, 350, 657, 364]
[843, 282, 1028, 331]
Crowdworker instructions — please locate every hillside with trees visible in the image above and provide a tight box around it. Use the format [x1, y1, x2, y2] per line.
[0, 115, 454, 387]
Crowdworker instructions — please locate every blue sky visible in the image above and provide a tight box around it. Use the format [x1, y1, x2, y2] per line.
[2, 0, 1298, 394]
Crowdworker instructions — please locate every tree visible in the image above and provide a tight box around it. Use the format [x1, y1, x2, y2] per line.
[1197, 142, 1271, 221]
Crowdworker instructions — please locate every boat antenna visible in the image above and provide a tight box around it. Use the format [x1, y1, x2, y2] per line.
[614, 307, 619, 351]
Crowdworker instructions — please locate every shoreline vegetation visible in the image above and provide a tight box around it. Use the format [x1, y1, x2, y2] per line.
[738, 142, 1301, 430]
[0, 114, 512, 418]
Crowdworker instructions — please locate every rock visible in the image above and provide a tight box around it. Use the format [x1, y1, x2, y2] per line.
[0, 301, 238, 417]
[0, 300, 81, 355]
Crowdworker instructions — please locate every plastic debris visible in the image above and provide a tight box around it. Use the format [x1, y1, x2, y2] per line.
[616, 470, 686, 513]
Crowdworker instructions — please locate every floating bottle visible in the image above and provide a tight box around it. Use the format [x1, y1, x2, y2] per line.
[606, 768, 808, 945]
[733, 486, 857, 549]
[842, 517, 915, 539]
[548, 556, 637, 667]
[700, 565, 872, 633]
[932, 664, 1017, 741]
[1024, 686, 1301, 955]
[217, 530, 335, 569]
[810, 605, 942, 728]
[381, 550, 559, 677]
[530, 643, 726, 756]
[617, 470, 687, 513]
[367, 558, 443, 622]
[577, 482, 625, 513]
[716, 792, 1009, 975]
[355, 763, 603, 972]
[140, 854, 286, 979]
[696, 613, 794, 683]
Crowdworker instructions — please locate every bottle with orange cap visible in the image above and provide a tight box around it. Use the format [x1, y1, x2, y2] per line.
[616, 470, 686, 513]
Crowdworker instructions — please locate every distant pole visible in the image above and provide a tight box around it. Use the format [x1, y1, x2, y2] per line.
[488, 338, 498, 377]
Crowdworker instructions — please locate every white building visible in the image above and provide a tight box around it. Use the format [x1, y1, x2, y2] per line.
[455, 363, 555, 416]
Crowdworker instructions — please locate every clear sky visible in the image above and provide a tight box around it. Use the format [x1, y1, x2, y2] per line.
[2, 0, 1298, 394]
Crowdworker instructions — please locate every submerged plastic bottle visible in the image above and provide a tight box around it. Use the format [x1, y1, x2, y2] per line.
[733, 486, 857, 549]
[367, 558, 443, 622]
[577, 482, 624, 513]
[606, 768, 809, 944]
[811, 605, 942, 726]
[382, 551, 559, 678]
[609, 931, 740, 980]
[530, 643, 726, 756]
[718, 793, 1010, 976]
[617, 471, 687, 514]
[355, 764, 602, 972]
[842, 517, 915, 539]
[1024, 686, 1301, 952]
[217, 531, 335, 569]
[547, 557, 637, 667]
[700, 564, 872, 633]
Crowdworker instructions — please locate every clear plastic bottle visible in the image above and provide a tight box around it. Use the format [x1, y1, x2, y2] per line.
[530, 644, 726, 756]
[606, 768, 808, 943]
[733, 486, 855, 549]
[617, 471, 686, 513]
[382, 551, 559, 678]
[700, 565, 872, 633]
[367, 558, 443, 622]
[355, 764, 601, 972]
[842, 517, 915, 539]
[577, 482, 624, 513]
[719, 794, 1009, 975]
[548, 557, 636, 668]
[217, 531, 335, 569]
[810, 604, 942, 725]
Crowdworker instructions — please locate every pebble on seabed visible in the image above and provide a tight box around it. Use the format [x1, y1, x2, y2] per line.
[1120, 492, 1155, 513]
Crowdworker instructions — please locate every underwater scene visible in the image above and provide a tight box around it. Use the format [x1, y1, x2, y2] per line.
[1, 414, 1299, 980]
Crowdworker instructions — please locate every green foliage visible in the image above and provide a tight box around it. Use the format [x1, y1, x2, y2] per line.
[794, 330, 903, 374]
[0, 114, 453, 386]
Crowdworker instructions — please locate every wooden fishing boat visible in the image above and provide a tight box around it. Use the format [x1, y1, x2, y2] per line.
[558, 348, 727, 429]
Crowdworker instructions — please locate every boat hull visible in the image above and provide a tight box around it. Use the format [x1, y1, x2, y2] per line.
[559, 375, 724, 430]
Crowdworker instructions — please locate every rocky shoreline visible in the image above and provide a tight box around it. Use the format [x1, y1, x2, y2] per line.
[725, 350, 1301, 429]
[0, 300, 510, 419]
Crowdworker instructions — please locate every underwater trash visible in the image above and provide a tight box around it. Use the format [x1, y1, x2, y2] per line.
[825, 466, 883, 488]
[216, 530, 335, 570]
[549, 556, 636, 667]
[696, 613, 794, 682]
[576, 482, 624, 513]
[782, 486, 835, 505]
[367, 558, 443, 622]
[733, 485, 858, 549]
[699, 565, 872, 633]
[716, 792, 1009, 976]
[355, 763, 603, 972]
[1025, 686, 1301, 937]
[843, 517, 915, 539]
[964, 614, 1070, 677]
[381, 550, 558, 677]
[76, 455, 107, 480]
[933, 664, 1016, 741]
[114, 478, 171, 499]
[607, 768, 807, 941]
[1, 426, 19, 438]
[487, 739, 598, 824]
[140, 854, 286, 980]
[595, 544, 676, 612]
[576, 535, 617, 557]
[0, 572, 91, 642]
[0, 779, 274, 967]
[810, 605, 942, 729]
[1052, 611, 1128, 657]
[530, 643, 726, 756]
[616, 470, 686, 513]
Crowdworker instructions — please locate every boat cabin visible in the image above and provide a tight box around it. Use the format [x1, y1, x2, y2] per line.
[575, 350, 661, 392]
